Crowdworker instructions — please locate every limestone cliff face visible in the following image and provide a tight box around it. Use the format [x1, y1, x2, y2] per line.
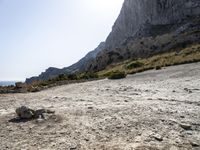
[105, 0, 200, 49]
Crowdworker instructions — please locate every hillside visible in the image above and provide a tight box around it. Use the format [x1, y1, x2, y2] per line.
[26, 42, 105, 83]
[88, 16, 200, 71]
[26, 0, 200, 83]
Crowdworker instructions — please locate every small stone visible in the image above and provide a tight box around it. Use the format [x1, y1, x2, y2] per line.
[190, 140, 199, 147]
[88, 107, 93, 109]
[184, 88, 193, 93]
[179, 123, 192, 130]
[70, 144, 77, 150]
[116, 125, 122, 129]
[153, 134, 163, 141]
[185, 131, 193, 135]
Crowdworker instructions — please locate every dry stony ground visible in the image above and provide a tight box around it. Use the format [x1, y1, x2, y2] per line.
[0, 63, 200, 150]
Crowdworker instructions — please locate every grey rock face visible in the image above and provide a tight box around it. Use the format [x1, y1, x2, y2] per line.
[87, 16, 200, 71]
[105, 0, 200, 49]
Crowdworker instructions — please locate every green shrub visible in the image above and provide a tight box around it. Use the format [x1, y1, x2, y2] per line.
[39, 80, 51, 86]
[80, 72, 98, 79]
[57, 74, 67, 80]
[108, 71, 126, 79]
[155, 66, 162, 70]
[67, 74, 78, 80]
[27, 86, 41, 92]
[126, 61, 144, 69]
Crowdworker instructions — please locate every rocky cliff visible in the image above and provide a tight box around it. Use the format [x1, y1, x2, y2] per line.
[105, 0, 200, 49]
[86, 0, 200, 71]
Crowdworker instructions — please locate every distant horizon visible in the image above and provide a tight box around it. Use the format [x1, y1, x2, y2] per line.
[0, 80, 22, 86]
[0, 0, 124, 81]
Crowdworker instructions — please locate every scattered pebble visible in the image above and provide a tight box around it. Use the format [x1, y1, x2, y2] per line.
[152, 134, 163, 142]
[190, 140, 199, 147]
[179, 123, 192, 130]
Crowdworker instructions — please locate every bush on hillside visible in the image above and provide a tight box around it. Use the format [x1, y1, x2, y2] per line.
[155, 66, 162, 70]
[79, 72, 99, 79]
[108, 71, 126, 79]
[126, 61, 144, 69]
[15, 82, 23, 88]
[57, 74, 67, 81]
[67, 74, 78, 80]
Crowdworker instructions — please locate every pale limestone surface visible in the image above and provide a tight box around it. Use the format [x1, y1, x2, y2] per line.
[0, 63, 200, 149]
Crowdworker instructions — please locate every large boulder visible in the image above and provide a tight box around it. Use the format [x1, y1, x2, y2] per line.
[15, 106, 35, 119]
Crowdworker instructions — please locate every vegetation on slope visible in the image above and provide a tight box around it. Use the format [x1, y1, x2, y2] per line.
[107, 71, 126, 80]
[0, 44, 200, 93]
[98, 44, 200, 77]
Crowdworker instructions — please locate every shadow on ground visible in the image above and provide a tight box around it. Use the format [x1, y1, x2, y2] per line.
[8, 117, 33, 123]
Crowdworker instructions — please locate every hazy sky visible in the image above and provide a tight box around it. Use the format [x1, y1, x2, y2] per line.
[0, 0, 124, 81]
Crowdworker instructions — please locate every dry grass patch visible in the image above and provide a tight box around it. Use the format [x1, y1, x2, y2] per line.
[98, 44, 200, 77]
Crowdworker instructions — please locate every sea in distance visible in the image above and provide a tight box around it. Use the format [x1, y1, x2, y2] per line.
[0, 81, 20, 86]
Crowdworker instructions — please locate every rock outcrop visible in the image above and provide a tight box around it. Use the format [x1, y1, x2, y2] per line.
[105, 0, 200, 49]
[85, 0, 200, 71]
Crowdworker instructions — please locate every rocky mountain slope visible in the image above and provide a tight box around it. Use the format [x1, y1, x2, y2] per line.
[26, 0, 200, 83]
[26, 42, 105, 83]
[105, 0, 200, 49]
[86, 0, 200, 71]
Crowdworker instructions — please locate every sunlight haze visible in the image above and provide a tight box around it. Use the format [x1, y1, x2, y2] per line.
[0, 0, 124, 81]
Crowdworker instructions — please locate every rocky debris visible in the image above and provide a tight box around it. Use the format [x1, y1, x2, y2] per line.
[15, 106, 55, 120]
[34, 109, 55, 119]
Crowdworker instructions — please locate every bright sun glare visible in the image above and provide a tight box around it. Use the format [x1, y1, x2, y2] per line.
[87, 0, 124, 10]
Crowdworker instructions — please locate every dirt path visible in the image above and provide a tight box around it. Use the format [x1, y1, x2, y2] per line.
[0, 63, 200, 150]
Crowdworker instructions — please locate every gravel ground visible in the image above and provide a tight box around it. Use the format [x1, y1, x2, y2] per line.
[0, 63, 200, 150]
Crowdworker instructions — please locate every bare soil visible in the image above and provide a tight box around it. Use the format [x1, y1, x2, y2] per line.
[0, 63, 200, 150]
